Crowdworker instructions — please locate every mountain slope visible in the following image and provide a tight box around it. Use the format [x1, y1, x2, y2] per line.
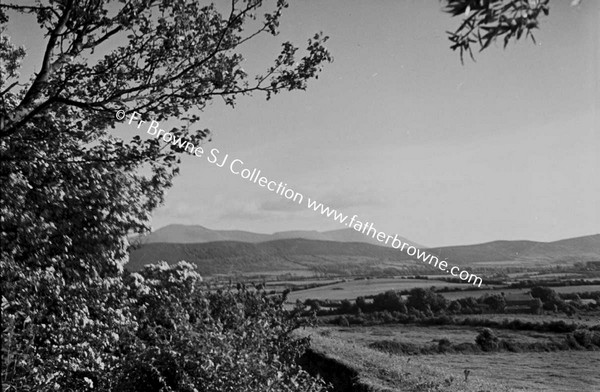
[426, 234, 600, 264]
[127, 238, 418, 276]
[135, 224, 425, 248]
[127, 234, 600, 276]
[137, 224, 273, 243]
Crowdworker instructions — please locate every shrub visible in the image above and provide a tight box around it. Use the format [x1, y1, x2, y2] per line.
[339, 299, 354, 314]
[337, 315, 350, 327]
[438, 338, 452, 352]
[406, 288, 448, 313]
[498, 339, 521, 352]
[572, 329, 593, 348]
[2, 261, 329, 392]
[481, 294, 506, 313]
[531, 286, 564, 311]
[372, 290, 405, 312]
[475, 328, 499, 351]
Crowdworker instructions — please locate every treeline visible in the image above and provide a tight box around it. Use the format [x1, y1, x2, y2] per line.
[507, 279, 600, 289]
[332, 312, 599, 333]
[368, 327, 600, 356]
[561, 291, 600, 301]
[304, 287, 600, 319]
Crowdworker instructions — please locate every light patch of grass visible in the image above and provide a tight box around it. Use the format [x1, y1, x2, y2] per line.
[298, 328, 513, 392]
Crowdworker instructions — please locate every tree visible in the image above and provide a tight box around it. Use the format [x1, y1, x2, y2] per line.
[444, 0, 551, 62]
[373, 290, 405, 312]
[340, 299, 354, 314]
[0, 0, 333, 276]
[406, 288, 448, 313]
[117, 262, 327, 392]
[531, 286, 564, 310]
[337, 315, 350, 327]
[0, 0, 564, 278]
[1, 0, 572, 390]
[482, 294, 506, 313]
[530, 297, 543, 314]
[448, 300, 462, 314]
[475, 328, 499, 352]
[1, 1, 332, 390]
[356, 296, 368, 312]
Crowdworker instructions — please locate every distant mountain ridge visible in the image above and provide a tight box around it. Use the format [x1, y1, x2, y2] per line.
[128, 230, 600, 276]
[135, 224, 425, 248]
[425, 235, 600, 264]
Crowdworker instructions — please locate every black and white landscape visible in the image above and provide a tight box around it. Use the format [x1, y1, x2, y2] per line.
[2, 1, 598, 392]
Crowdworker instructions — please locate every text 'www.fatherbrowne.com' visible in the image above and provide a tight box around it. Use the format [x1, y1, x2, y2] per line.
[121, 110, 483, 287]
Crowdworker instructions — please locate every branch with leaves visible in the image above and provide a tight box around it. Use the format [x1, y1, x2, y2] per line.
[444, 0, 551, 62]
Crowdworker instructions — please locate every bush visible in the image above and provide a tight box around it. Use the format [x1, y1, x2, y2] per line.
[498, 339, 521, 352]
[438, 338, 452, 352]
[2, 261, 329, 392]
[406, 288, 448, 313]
[572, 329, 593, 348]
[372, 290, 405, 312]
[475, 328, 499, 351]
[337, 315, 350, 327]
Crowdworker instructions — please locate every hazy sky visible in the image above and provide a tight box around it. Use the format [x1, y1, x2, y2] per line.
[8, 1, 600, 246]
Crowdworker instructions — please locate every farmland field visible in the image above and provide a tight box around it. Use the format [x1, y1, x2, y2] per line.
[451, 313, 600, 327]
[317, 324, 579, 349]
[304, 325, 600, 391]
[286, 278, 472, 302]
[440, 285, 600, 300]
[410, 351, 600, 391]
[285, 276, 600, 302]
[266, 279, 342, 286]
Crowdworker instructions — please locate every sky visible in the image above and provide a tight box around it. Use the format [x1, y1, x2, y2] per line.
[7, 1, 600, 246]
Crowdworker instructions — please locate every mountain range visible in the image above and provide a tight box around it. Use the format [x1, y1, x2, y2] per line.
[127, 225, 600, 277]
[133, 224, 424, 248]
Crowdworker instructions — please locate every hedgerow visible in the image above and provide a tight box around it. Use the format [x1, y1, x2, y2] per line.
[1, 261, 329, 392]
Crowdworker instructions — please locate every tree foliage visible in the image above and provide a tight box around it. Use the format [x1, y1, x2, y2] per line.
[481, 293, 506, 313]
[3, 261, 327, 391]
[1, 1, 333, 391]
[406, 288, 448, 313]
[531, 286, 565, 310]
[372, 290, 405, 312]
[444, 0, 551, 62]
[475, 327, 499, 351]
[0, 0, 332, 272]
[0, 1, 572, 391]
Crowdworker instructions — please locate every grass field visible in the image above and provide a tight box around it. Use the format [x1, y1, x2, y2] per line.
[452, 312, 600, 327]
[440, 285, 600, 300]
[302, 324, 600, 391]
[286, 278, 473, 302]
[286, 278, 600, 302]
[297, 328, 512, 392]
[266, 279, 342, 286]
[410, 351, 600, 392]
[317, 323, 575, 348]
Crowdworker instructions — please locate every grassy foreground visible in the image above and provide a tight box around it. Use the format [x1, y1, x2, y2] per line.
[297, 328, 512, 392]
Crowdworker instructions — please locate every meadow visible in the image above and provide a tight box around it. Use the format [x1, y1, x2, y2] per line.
[286, 274, 600, 391]
[317, 323, 581, 348]
[451, 313, 599, 327]
[285, 276, 600, 303]
[409, 351, 600, 391]
[287, 278, 472, 302]
[440, 285, 600, 300]
[297, 328, 513, 392]
[301, 325, 600, 391]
